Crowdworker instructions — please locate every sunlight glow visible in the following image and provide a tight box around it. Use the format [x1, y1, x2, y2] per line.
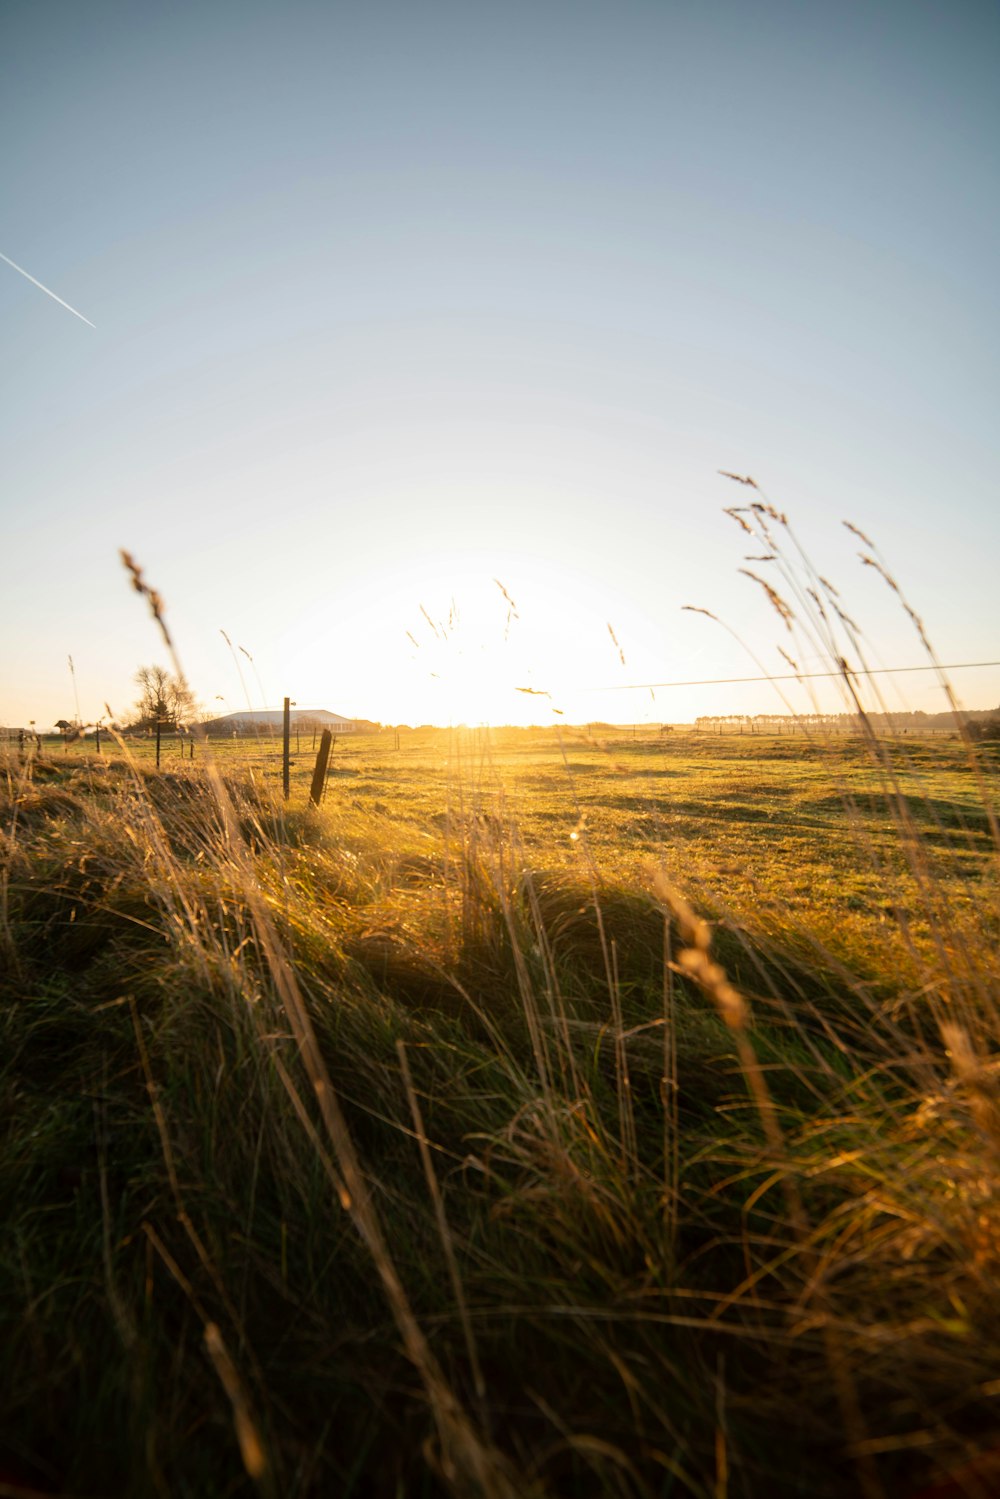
[274, 552, 660, 727]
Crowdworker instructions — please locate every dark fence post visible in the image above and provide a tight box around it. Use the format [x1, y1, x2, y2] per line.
[309, 729, 333, 806]
[156, 717, 161, 768]
[282, 697, 291, 801]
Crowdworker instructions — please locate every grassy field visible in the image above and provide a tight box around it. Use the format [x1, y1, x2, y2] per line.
[2, 725, 999, 1497]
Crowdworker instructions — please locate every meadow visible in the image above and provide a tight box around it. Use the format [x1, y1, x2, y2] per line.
[2, 721, 998, 1497]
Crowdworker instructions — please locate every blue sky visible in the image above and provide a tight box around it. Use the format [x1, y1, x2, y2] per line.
[2, 0, 998, 727]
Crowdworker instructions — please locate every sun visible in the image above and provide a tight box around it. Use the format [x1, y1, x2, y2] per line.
[275, 552, 642, 728]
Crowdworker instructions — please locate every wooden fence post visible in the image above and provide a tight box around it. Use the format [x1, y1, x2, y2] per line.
[156, 717, 161, 768]
[282, 697, 291, 800]
[309, 729, 333, 806]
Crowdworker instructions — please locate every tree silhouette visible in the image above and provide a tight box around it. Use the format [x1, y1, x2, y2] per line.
[131, 665, 197, 730]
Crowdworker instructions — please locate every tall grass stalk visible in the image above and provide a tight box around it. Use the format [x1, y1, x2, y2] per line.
[122, 554, 521, 1499]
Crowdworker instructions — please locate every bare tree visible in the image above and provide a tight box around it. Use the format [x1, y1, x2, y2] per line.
[132, 665, 198, 730]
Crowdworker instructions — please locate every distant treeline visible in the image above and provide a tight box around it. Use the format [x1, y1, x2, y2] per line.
[695, 708, 1000, 735]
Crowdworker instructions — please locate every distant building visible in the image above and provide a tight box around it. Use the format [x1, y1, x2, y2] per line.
[200, 708, 364, 737]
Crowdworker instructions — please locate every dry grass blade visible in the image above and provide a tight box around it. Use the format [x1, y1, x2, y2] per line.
[398, 1040, 486, 1404]
[203, 1323, 269, 1488]
[651, 872, 885, 1499]
[116, 553, 521, 1499]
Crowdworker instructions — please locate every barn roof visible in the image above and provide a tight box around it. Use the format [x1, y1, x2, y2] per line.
[206, 708, 354, 727]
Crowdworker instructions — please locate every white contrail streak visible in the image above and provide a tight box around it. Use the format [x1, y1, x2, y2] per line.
[0, 250, 96, 328]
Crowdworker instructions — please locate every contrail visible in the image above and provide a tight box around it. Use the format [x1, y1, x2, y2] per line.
[0, 250, 95, 327]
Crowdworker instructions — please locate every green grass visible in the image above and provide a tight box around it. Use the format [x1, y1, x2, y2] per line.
[2, 725, 999, 1497]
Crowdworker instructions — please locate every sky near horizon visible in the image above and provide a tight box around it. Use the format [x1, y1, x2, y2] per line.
[2, 0, 998, 730]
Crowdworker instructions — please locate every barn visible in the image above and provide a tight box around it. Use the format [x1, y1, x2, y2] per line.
[201, 708, 360, 737]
